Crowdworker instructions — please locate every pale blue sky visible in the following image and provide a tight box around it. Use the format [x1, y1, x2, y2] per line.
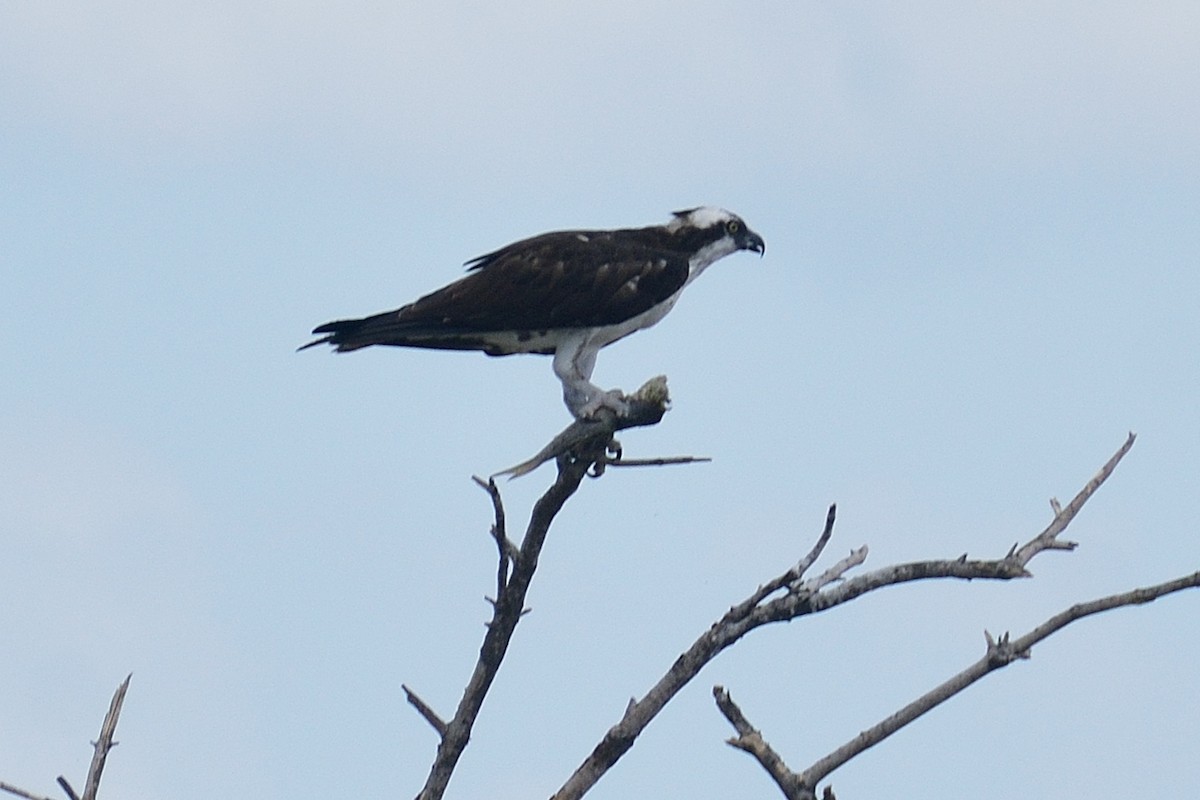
[2, 3, 1198, 798]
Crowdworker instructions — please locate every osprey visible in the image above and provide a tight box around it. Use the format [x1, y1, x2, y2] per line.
[302, 207, 765, 418]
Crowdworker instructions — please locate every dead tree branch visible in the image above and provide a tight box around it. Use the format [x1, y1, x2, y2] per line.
[713, 686, 803, 797]
[717, 572, 1200, 799]
[1, 675, 131, 800]
[78, 674, 130, 800]
[411, 386, 672, 800]
[402, 684, 448, 738]
[550, 434, 1136, 799]
[0, 783, 57, 800]
[1010, 431, 1135, 565]
[493, 376, 675, 478]
[412, 462, 592, 799]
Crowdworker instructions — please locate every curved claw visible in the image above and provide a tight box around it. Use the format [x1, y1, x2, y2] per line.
[574, 388, 630, 420]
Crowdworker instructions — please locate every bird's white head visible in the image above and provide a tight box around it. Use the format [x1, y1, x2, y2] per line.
[666, 206, 765, 279]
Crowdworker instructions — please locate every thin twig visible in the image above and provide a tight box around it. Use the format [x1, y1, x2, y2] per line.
[796, 546, 868, 594]
[1012, 431, 1135, 565]
[0, 782, 57, 800]
[472, 476, 515, 597]
[402, 685, 448, 738]
[713, 687, 805, 799]
[795, 504, 839, 579]
[738, 505, 839, 614]
[600, 455, 711, 469]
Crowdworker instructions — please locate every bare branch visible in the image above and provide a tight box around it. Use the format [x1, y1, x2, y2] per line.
[738, 505, 839, 614]
[1011, 431, 1135, 565]
[599, 455, 712, 469]
[416, 423, 624, 800]
[796, 546, 868, 594]
[3, 677, 132, 800]
[796, 570, 1200, 790]
[551, 506, 844, 800]
[0, 782, 58, 800]
[712, 572, 1199, 798]
[712, 687, 806, 800]
[402, 685, 448, 738]
[795, 504, 839, 579]
[472, 476, 515, 598]
[77, 674, 130, 800]
[551, 436, 1137, 799]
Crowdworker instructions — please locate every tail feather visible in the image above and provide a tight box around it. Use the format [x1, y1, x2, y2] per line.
[299, 310, 411, 352]
[299, 309, 499, 354]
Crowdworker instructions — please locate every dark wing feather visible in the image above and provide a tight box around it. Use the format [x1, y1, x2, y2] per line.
[303, 230, 690, 351]
[435, 231, 688, 328]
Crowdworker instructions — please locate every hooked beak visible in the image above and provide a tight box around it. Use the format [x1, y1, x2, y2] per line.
[743, 229, 765, 256]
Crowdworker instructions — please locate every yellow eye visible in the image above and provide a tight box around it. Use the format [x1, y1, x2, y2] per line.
[726, 220, 740, 234]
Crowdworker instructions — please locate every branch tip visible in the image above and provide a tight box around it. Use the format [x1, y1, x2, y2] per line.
[1011, 434, 1136, 565]
[55, 778, 79, 800]
[403, 684, 449, 738]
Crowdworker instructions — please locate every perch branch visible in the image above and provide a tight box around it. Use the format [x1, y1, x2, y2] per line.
[415, 398, 666, 799]
[551, 435, 1136, 800]
[493, 376, 671, 478]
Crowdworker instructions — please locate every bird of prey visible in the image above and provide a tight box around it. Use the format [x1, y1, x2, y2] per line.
[301, 207, 765, 419]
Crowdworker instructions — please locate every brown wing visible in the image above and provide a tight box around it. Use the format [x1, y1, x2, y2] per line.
[302, 230, 691, 352]
[404, 230, 690, 330]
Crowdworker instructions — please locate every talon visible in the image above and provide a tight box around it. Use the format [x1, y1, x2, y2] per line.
[575, 389, 630, 420]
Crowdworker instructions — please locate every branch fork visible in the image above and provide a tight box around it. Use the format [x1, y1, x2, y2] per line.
[552, 433, 1150, 799]
[715, 570, 1199, 800]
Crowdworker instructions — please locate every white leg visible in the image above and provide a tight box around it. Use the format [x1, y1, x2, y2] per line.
[552, 334, 628, 419]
